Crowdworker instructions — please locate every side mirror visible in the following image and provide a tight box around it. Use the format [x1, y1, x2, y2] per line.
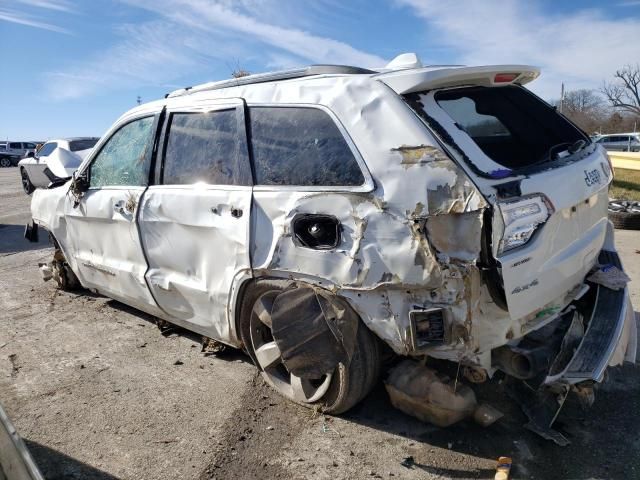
[71, 170, 90, 194]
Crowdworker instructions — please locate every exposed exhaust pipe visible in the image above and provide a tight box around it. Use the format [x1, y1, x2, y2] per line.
[492, 345, 553, 380]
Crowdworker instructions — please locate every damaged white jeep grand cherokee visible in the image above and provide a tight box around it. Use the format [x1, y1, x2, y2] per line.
[26, 53, 636, 444]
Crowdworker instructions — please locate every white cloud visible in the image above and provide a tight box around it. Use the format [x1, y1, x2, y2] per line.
[14, 0, 74, 12]
[396, 0, 640, 99]
[45, 22, 199, 99]
[45, 0, 385, 99]
[0, 7, 70, 33]
[124, 0, 386, 67]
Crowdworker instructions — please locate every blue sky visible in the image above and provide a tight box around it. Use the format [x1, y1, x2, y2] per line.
[1, 0, 639, 141]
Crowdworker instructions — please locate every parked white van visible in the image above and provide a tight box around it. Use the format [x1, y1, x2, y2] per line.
[26, 54, 636, 444]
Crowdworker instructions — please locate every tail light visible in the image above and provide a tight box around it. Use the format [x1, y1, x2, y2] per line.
[494, 73, 520, 83]
[497, 194, 553, 255]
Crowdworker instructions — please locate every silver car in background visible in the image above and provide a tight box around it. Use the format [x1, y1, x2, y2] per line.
[18, 138, 99, 194]
[0, 142, 39, 168]
[595, 133, 640, 152]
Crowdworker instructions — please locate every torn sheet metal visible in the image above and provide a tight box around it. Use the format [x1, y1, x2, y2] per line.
[587, 264, 630, 291]
[425, 211, 483, 262]
[270, 285, 358, 378]
[507, 378, 571, 446]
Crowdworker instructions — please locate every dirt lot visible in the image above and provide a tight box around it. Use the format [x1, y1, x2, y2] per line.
[1, 167, 639, 480]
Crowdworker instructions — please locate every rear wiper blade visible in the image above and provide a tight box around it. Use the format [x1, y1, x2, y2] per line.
[567, 139, 587, 154]
[530, 139, 588, 167]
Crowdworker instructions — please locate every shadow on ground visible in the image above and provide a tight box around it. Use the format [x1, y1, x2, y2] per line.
[344, 361, 640, 480]
[24, 440, 119, 480]
[105, 298, 251, 363]
[0, 225, 50, 255]
[31, 288, 640, 480]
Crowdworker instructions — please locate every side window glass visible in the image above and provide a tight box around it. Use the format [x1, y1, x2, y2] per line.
[9, 143, 21, 149]
[90, 116, 155, 188]
[249, 107, 365, 186]
[163, 110, 250, 185]
[38, 143, 57, 156]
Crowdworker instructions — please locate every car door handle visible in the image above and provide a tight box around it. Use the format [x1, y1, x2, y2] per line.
[113, 201, 125, 214]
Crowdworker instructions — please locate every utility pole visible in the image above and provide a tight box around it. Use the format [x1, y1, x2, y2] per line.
[559, 82, 565, 114]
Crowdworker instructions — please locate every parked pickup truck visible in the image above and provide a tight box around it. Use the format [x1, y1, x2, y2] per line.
[0, 142, 39, 168]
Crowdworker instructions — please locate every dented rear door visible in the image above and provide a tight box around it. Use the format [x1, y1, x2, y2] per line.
[138, 99, 253, 341]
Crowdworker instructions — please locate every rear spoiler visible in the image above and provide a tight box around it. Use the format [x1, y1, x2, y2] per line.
[376, 65, 540, 95]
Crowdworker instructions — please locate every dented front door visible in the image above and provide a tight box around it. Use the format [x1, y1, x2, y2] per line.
[138, 99, 253, 340]
[64, 114, 163, 313]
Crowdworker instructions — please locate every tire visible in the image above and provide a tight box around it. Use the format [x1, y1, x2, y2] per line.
[609, 210, 640, 230]
[609, 200, 640, 230]
[20, 168, 35, 194]
[0, 157, 11, 168]
[239, 279, 381, 414]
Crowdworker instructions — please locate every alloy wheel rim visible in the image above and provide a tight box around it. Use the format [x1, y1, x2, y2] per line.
[21, 171, 30, 191]
[250, 291, 332, 403]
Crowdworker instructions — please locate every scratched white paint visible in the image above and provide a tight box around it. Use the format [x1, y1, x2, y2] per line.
[30, 63, 635, 372]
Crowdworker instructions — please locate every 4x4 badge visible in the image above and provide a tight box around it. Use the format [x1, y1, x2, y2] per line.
[511, 278, 539, 295]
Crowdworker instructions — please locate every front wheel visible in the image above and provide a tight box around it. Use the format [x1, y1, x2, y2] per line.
[0, 157, 11, 168]
[20, 168, 35, 194]
[239, 280, 381, 414]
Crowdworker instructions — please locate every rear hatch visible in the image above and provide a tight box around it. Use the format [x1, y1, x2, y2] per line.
[384, 68, 613, 320]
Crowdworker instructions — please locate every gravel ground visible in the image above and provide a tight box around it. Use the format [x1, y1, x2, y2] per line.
[1, 167, 639, 480]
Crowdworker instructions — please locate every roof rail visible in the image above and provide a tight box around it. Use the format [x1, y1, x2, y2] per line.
[166, 64, 376, 98]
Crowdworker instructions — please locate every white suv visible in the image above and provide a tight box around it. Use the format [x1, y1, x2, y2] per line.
[26, 54, 636, 443]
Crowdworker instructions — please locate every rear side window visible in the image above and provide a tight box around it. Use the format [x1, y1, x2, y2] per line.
[9, 143, 21, 149]
[69, 139, 98, 151]
[249, 107, 364, 186]
[38, 142, 57, 157]
[432, 86, 585, 170]
[163, 110, 251, 186]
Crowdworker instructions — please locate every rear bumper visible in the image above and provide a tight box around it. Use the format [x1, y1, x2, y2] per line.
[545, 250, 637, 385]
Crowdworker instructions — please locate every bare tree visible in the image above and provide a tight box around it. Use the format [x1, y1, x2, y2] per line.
[553, 89, 608, 133]
[561, 89, 604, 114]
[601, 64, 640, 116]
[231, 68, 251, 78]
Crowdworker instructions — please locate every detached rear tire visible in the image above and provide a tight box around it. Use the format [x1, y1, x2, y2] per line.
[609, 201, 640, 230]
[239, 279, 381, 414]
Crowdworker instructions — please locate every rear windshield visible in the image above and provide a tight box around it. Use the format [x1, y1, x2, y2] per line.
[432, 86, 586, 170]
[69, 139, 98, 151]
